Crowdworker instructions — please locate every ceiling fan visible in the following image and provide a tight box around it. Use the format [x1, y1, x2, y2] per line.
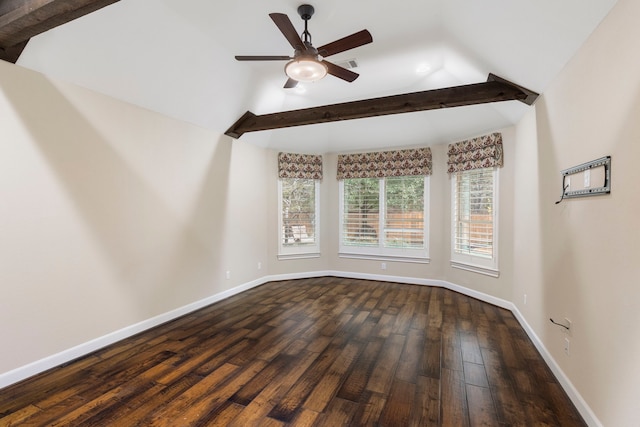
[235, 4, 373, 88]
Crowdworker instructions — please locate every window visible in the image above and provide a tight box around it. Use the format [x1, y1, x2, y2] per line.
[339, 176, 429, 262]
[451, 167, 499, 276]
[277, 152, 322, 259]
[278, 178, 320, 258]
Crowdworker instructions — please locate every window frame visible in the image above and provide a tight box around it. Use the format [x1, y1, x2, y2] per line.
[278, 178, 320, 260]
[338, 176, 430, 263]
[450, 167, 499, 277]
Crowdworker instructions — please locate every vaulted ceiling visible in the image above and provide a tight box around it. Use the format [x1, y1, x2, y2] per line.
[4, 0, 619, 153]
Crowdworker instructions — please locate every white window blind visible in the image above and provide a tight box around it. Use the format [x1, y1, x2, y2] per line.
[343, 178, 380, 246]
[384, 176, 425, 249]
[454, 168, 494, 257]
[451, 167, 498, 275]
[340, 176, 429, 262]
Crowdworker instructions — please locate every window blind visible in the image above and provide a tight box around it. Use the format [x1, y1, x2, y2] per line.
[453, 168, 494, 258]
[342, 178, 380, 246]
[384, 176, 425, 249]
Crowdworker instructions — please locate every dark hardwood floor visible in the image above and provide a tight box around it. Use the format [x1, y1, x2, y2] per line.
[0, 277, 586, 426]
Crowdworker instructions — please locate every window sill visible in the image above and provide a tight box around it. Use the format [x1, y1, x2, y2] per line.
[450, 261, 499, 278]
[278, 252, 321, 261]
[339, 252, 430, 264]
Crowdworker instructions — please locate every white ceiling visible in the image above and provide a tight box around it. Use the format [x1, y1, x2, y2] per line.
[17, 0, 618, 153]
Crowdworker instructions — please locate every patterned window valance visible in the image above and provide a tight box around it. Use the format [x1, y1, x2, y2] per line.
[337, 147, 432, 179]
[278, 152, 323, 179]
[447, 132, 503, 173]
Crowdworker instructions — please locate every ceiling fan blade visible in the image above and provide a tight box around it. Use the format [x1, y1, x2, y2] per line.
[269, 13, 305, 51]
[235, 55, 292, 61]
[324, 61, 359, 82]
[284, 78, 299, 89]
[317, 30, 372, 57]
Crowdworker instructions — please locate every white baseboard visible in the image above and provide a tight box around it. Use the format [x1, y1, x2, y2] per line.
[323, 271, 601, 427]
[0, 277, 269, 389]
[272, 270, 601, 426]
[322, 270, 513, 310]
[510, 307, 602, 427]
[0, 270, 601, 427]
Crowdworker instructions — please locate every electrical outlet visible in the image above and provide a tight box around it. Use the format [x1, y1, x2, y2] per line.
[226, 270, 231, 280]
[381, 262, 387, 270]
[564, 337, 570, 356]
[257, 262, 262, 270]
[564, 317, 572, 334]
[524, 294, 527, 305]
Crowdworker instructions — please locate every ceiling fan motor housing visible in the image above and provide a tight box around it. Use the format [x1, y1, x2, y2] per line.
[294, 43, 319, 57]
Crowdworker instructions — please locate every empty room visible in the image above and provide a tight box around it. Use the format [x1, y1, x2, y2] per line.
[0, 0, 638, 426]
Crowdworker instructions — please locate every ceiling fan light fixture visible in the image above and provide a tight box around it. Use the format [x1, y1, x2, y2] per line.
[285, 57, 328, 83]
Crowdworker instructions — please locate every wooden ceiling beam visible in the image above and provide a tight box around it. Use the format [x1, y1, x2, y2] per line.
[0, 38, 26, 62]
[0, 0, 120, 63]
[225, 73, 539, 139]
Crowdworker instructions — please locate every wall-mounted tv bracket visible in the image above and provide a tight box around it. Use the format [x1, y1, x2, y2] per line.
[555, 156, 611, 204]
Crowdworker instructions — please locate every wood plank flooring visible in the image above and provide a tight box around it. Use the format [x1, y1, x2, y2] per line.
[0, 277, 586, 426]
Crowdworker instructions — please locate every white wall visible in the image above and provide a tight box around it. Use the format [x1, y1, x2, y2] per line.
[0, 60, 269, 376]
[512, 0, 640, 425]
